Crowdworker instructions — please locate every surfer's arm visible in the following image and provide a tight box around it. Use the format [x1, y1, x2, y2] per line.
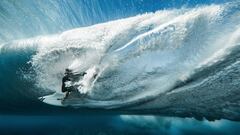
[76, 72, 87, 76]
[71, 72, 87, 78]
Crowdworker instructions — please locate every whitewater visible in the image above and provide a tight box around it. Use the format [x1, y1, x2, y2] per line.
[0, 2, 240, 120]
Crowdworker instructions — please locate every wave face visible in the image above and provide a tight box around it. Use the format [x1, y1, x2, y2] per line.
[0, 1, 240, 120]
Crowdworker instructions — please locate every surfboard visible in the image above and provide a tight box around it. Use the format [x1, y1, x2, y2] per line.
[39, 93, 65, 106]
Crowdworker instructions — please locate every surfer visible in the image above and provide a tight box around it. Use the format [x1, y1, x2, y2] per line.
[62, 68, 86, 100]
[62, 69, 73, 100]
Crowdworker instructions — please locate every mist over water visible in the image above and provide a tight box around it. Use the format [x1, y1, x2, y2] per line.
[0, 0, 240, 135]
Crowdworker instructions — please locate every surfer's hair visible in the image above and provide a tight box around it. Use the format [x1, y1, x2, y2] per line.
[65, 68, 72, 74]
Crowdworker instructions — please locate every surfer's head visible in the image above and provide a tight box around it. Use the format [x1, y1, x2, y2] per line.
[65, 68, 72, 75]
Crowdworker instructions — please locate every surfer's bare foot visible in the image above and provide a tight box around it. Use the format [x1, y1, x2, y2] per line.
[61, 97, 67, 104]
[62, 97, 67, 101]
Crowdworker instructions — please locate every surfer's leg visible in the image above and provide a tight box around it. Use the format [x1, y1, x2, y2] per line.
[63, 92, 69, 100]
[66, 92, 70, 98]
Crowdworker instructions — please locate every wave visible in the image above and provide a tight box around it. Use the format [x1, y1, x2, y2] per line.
[0, 2, 240, 120]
